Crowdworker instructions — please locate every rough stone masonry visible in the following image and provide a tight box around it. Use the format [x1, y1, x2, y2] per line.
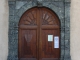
[8, 0, 70, 60]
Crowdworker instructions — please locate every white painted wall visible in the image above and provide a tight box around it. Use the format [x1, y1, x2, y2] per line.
[0, 0, 80, 60]
[0, 0, 9, 60]
[71, 0, 80, 60]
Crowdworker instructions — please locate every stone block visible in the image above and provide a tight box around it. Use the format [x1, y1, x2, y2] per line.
[61, 45, 65, 49]
[12, 21, 18, 26]
[61, 49, 65, 56]
[65, 0, 71, 2]
[15, 1, 27, 9]
[61, 40, 65, 46]
[14, 30, 18, 34]
[65, 40, 70, 49]
[59, 20, 64, 29]
[65, 2, 70, 30]
[55, 0, 59, 1]
[14, 34, 18, 40]
[58, 0, 64, 1]
[65, 24, 70, 30]
[60, 28, 65, 44]
[9, 4, 15, 15]
[9, 29, 14, 35]
[65, 49, 70, 56]
[9, 0, 15, 1]
[16, 8, 25, 18]
[64, 55, 71, 60]
[14, 15, 20, 23]
[61, 30, 65, 39]
[15, 0, 33, 1]
[41, 0, 55, 2]
[65, 3, 70, 19]
[16, 2, 33, 18]
[9, 16, 14, 21]
[65, 32, 70, 40]
[9, 22, 15, 27]
[37, 0, 43, 1]
[65, 29, 70, 34]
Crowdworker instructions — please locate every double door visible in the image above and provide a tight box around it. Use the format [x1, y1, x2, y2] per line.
[18, 7, 60, 60]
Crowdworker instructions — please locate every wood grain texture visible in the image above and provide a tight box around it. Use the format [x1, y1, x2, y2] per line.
[18, 7, 60, 60]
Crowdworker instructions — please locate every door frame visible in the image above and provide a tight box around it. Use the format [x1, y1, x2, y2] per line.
[8, 1, 71, 60]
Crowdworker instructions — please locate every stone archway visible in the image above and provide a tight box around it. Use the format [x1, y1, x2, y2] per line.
[8, 1, 70, 60]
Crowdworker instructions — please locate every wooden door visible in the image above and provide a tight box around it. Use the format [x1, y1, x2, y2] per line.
[18, 7, 60, 60]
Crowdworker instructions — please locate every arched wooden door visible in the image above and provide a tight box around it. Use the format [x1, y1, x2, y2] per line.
[18, 7, 60, 60]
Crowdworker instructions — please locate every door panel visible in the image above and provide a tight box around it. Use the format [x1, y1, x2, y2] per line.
[39, 8, 60, 60]
[19, 29, 37, 60]
[41, 29, 60, 60]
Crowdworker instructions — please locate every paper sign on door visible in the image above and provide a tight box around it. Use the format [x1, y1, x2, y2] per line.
[48, 35, 53, 42]
[54, 36, 59, 48]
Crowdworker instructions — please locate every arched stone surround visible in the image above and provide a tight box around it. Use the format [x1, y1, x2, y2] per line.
[8, 0, 70, 60]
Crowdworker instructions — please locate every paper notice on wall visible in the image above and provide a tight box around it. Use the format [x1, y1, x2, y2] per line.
[48, 35, 53, 42]
[54, 36, 59, 48]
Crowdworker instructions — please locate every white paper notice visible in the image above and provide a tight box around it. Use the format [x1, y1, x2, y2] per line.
[54, 36, 59, 48]
[48, 35, 53, 42]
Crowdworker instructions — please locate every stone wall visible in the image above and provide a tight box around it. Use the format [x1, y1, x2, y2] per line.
[8, 0, 70, 60]
[71, 0, 80, 60]
[0, 0, 8, 60]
